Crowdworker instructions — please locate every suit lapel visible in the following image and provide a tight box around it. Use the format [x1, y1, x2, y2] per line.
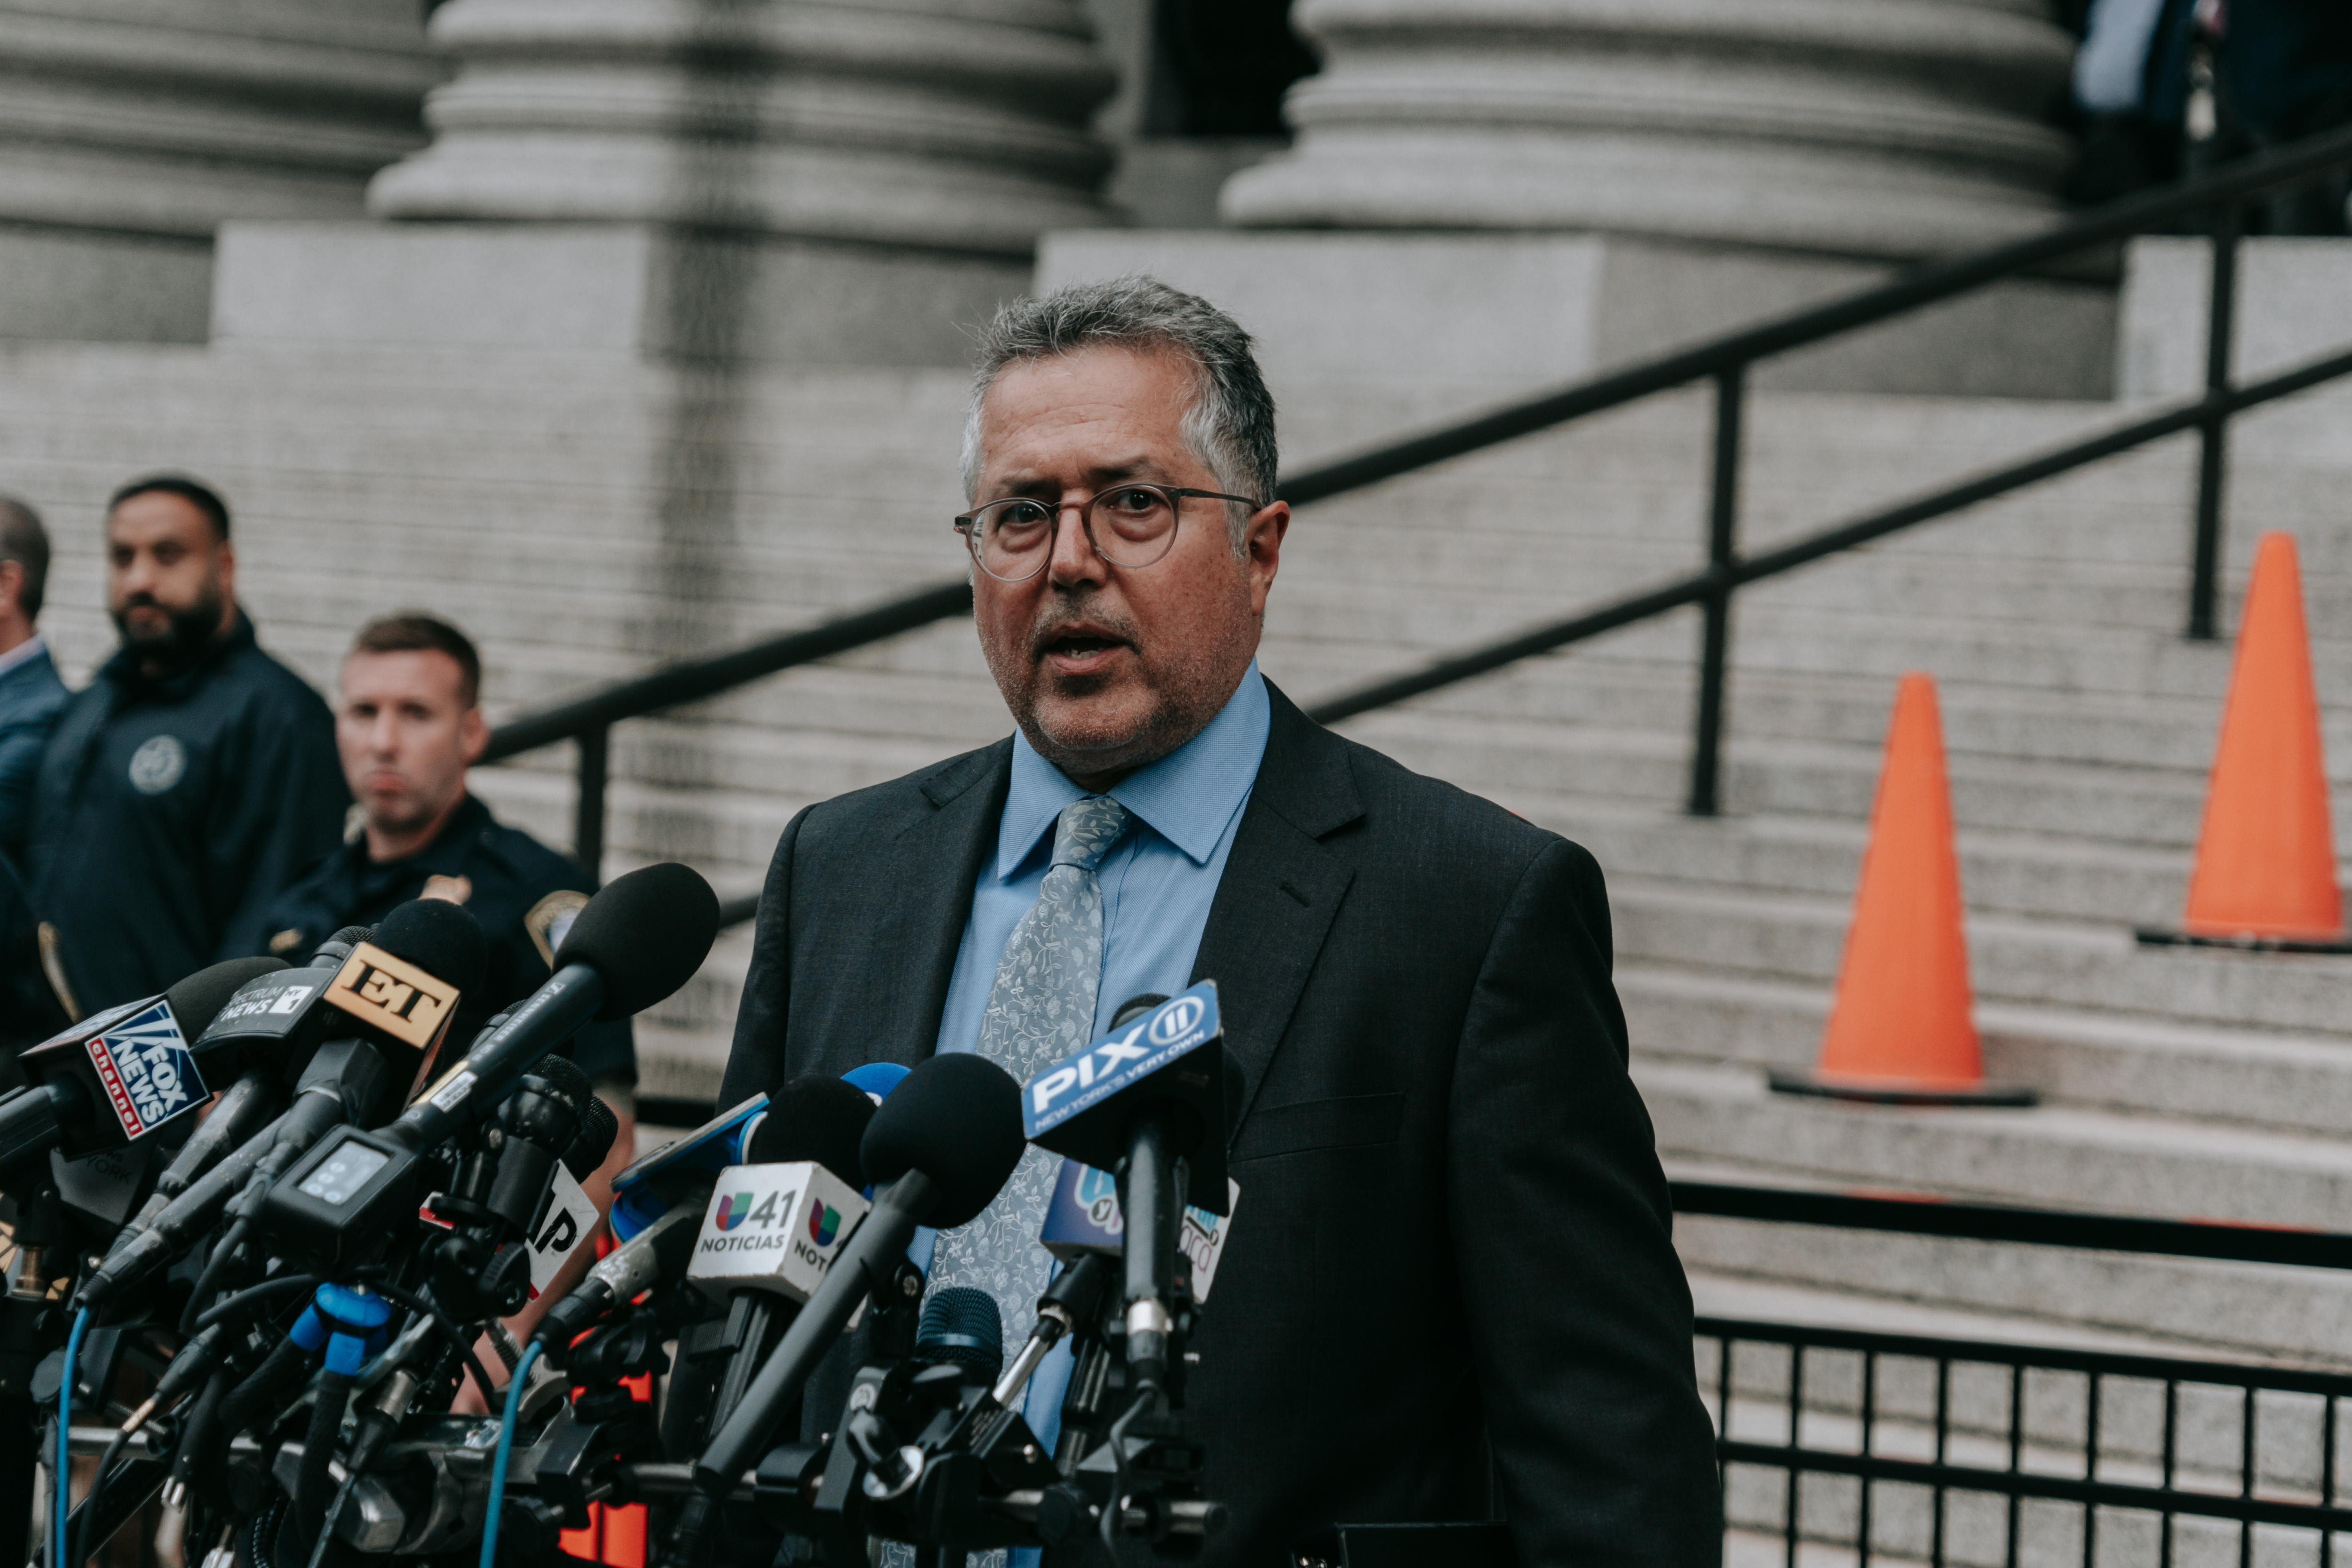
[1192, 683, 1361, 1128]
[864, 740, 1011, 1070]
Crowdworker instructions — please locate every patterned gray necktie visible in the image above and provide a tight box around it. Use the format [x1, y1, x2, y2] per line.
[929, 793, 1132, 1361]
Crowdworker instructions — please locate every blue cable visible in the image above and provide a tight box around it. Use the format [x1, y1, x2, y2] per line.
[56, 1307, 89, 1568]
[479, 1338, 544, 1568]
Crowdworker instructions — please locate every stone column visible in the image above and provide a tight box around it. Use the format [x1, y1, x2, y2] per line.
[0, 0, 437, 340]
[371, 0, 1116, 253]
[1222, 0, 2080, 261]
[256, 0, 1119, 363]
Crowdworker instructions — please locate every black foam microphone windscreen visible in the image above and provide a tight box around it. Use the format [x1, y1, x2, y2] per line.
[529, 1051, 592, 1107]
[748, 1076, 877, 1189]
[858, 1053, 1025, 1229]
[168, 958, 290, 1039]
[371, 898, 489, 1000]
[564, 1095, 620, 1179]
[552, 863, 721, 1019]
[916, 1287, 1004, 1379]
[312, 926, 372, 965]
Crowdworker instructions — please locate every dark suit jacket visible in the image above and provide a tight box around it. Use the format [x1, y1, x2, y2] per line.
[720, 683, 1722, 1568]
[0, 640, 68, 869]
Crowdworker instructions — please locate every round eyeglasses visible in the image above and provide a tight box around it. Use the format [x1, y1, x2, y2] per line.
[953, 483, 1261, 583]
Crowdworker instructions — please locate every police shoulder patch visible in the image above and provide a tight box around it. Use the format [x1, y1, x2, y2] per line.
[268, 928, 304, 955]
[524, 889, 591, 968]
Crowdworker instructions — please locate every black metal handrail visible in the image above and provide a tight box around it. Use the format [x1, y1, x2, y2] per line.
[1671, 1180, 2352, 1273]
[480, 581, 971, 878]
[483, 121, 2352, 875]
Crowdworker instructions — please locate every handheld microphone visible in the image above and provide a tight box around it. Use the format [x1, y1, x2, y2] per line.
[1039, 1158, 1241, 1304]
[608, 1092, 771, 1242]
[690, 1052, 1025, 1496]
[564, 1093, 621, 1179]
[245, 868, 713, 1275]
[389, 863, 719, 1153]
[916, 1287, 1005, 1381]
[685, 1077, 877, 1415]
[195, 912, 475, 1094]
[128, 935, 359, 1232]
[1022, 983, 1231, 1393]
[74, 902, 487, 1306]
[0, 956, 291, 1181]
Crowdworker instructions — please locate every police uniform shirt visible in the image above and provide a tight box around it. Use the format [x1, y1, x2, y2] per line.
[26, 612, 349, 1014]
[257, 791, 636, 1086]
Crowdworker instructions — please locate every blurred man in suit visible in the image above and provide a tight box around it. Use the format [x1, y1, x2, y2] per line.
[0, 493, 66, 872]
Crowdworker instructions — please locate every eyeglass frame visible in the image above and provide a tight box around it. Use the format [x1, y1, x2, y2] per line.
[952, 483, 1266, 583]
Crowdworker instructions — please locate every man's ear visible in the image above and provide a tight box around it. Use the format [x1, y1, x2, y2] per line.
[1245, 501, 1289, 617]
[0, 559, 21, 620]
[459, 705, 490, 766]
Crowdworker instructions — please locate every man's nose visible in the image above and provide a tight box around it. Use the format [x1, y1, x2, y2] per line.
[1045, 502, 1108, 589]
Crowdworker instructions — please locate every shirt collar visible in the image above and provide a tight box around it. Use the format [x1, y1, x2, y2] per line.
[996, 661, 1271, 879]
[362, 793, 492, 881]
[0, 633, 46, 682]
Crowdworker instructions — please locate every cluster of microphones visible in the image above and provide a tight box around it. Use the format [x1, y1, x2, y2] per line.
[4, 861, 1238, 1567]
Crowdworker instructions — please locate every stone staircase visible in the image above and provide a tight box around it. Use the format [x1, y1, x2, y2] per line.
[7, 253, 2352, 1381]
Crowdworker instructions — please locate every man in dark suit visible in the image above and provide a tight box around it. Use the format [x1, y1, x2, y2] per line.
[719, 279, 1720, 1567]
[0, 493, 68, 871]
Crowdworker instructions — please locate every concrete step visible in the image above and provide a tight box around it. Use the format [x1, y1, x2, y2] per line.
[1625, 965, 2352, 1138]
[1554, 805, 2197, 927]
[1616, 879, 2352, 1035]
[1348, 717, 2235, 845]
[1641, 1059, 2352, 1231]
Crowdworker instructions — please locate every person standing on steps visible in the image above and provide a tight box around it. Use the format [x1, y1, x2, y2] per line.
[23, 475, 348, 1015]
[719, 278, 1720, 1568]
[257, 610, 639, 1136]
[0, 493, 66, 875]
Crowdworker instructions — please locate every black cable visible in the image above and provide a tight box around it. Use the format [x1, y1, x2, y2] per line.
[303, 1473, 358, 1568]
[191, 1273, 326, 1333]
[1098, 1391, 1152, 1564]
[179, 1217, 254, 1335]
[167, 1366, 232, 1510]
[366, 1281, 499, 1411]
[73, 1428, 137, 1568]
[218, 1336, 314, 1438]
[291, 1371, 349, 1560]
[246, 1496, 284, 1568]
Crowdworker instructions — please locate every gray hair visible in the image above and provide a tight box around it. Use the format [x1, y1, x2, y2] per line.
[0, 493, 47, 621]
[961, 277, 1278, 551]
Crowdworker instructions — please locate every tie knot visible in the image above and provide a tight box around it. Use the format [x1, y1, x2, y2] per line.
[1051, 795, 1130, 873]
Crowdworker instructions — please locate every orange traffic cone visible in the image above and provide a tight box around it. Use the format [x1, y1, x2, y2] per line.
[1770, 673, 2034, 1106]
[2140, 532, 2347, 952]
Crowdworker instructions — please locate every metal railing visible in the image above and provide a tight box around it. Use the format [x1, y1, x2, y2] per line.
[482, 122, 2352, 876]
[1679, 1182, 2352, 1567]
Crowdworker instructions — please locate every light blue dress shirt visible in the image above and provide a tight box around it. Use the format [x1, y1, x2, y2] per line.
[930, 660, 1270, 1549]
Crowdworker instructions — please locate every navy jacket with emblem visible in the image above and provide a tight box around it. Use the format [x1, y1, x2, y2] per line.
[0, 639, 69, 870]
[25, 612, 349, 1013]
[256, 791, 636, 1085]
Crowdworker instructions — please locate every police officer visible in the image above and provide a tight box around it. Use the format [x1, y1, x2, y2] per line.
[25, 475, 349, 1013]
[256, 611, 638, 1126]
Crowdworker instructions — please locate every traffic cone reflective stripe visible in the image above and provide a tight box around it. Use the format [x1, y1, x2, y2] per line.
[2181, 531, 2343, 941]
[1770, 672, 2033, 1106]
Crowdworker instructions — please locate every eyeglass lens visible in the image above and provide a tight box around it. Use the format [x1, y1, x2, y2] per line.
[970, 485, 1180, 578]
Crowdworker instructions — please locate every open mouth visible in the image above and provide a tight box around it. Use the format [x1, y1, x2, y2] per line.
[1045, 635, 1125, 658]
